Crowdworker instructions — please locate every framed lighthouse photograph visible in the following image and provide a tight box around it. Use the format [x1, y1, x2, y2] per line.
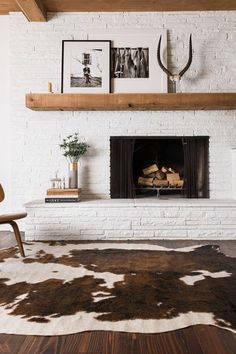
[61, 40, 111, 93]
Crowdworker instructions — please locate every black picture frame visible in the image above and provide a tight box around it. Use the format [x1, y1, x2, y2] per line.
[61, 40, 111, 93]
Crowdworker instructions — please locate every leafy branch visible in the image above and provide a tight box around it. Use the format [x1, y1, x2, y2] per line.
[59, 133, 89, 163]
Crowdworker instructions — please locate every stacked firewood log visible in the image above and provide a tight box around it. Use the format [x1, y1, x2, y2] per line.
[138, 164, 184, 188]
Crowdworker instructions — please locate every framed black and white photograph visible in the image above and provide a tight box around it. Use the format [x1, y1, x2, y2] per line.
[61, 40, 111, 93]
[89, 31, 167, 93]
[111, 47, 149, 79]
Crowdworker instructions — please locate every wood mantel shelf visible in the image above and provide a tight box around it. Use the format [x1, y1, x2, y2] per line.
[26, 93, 236, 111]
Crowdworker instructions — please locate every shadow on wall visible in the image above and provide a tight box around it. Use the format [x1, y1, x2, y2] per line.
[78, 147, 106, 199]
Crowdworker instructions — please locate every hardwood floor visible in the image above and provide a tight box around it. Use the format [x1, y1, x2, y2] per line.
[0, 231, 235, 354]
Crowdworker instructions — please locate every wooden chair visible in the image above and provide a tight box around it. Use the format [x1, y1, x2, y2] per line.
[0, 184, 26, 257]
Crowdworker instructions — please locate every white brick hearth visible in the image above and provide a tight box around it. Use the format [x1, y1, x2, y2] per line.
[25, 199, 236, 240]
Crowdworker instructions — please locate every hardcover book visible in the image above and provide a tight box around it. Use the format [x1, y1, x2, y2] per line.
[45, 197, 80, 203]
[46, 188, 82, 196]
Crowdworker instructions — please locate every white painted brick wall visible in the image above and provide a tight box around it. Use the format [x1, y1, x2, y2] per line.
[9, 11, 236, 212]
[25, 200, 236, 240]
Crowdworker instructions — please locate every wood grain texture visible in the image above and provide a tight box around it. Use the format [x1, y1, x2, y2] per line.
[15, 0, 46, 21]
[0, 326, 235, 354]
[26, 93, 236, 111]
[0, 233, 235, 354]
[0, 0, 20, 14]
[44, 0, 236, 12]
[1, 0, 236, 15]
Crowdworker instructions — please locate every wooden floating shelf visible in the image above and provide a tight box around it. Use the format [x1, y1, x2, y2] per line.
[26, 93, 236, 111]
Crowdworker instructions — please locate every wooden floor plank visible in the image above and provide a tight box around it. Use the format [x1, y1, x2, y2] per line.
[175, 327, 203, 354]
[111, 332, 134, 354]
[0, 334, 25, 354]
[0, 317, 235, 354]
[193, 325, 236, 354]
[59, 333, 84, 354]
[146, 330, 191, 354]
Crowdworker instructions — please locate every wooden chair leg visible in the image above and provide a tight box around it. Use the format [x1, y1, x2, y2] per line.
[9, 221, 25, 257]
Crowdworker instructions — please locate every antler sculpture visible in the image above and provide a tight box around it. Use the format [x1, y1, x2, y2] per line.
[157, 35, 193, 92]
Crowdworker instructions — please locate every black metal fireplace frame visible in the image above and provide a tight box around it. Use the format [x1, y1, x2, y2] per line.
[110, 136, 209, 199]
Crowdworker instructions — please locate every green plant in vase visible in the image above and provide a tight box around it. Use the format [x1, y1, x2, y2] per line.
[60, 133, 89, 189]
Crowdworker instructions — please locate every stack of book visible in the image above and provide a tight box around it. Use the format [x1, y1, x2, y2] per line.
[45, 188, 82, 203]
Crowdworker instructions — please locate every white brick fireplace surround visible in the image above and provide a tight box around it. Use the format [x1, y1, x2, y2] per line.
[25, 199, 236, 240]
[9, 11, 236, 240]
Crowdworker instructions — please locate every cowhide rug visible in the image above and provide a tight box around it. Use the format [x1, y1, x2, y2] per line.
[0, 242, 235, 336]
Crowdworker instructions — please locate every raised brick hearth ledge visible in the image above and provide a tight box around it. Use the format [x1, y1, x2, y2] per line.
[25, 199, 236, 241]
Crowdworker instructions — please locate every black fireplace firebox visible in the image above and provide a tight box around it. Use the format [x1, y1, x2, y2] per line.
[110, 136, 209, 198]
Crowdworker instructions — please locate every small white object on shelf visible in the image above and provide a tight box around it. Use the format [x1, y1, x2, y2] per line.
[50, 171, 61, 189]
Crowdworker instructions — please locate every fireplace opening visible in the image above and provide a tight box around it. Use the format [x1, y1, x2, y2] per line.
[133, 138, 184, 197]
[110, 136, 209, 199]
